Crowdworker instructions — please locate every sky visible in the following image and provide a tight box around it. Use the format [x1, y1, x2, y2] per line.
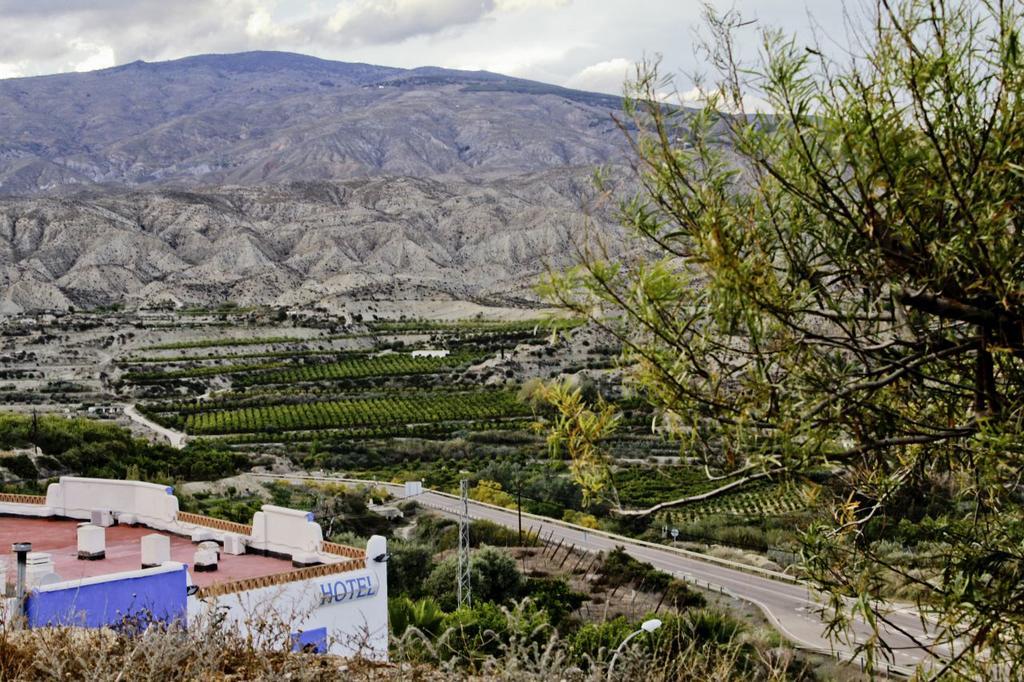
[0, 1, 853, 95]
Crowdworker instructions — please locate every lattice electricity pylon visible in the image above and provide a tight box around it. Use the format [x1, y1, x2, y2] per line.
[457, 478, 472, 608]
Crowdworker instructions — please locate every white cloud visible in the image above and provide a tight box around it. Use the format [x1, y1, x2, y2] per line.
[493, 0, 570, 9]
[326, 0, 496, 45]
[71, 41, 116, 72]
[673, 84, 774, 113]
[246, 7, 292, 39]
[566, 57, 632, 94]
[0, 0, 851, 101]
[455, 44, 572, 76]
[0, 61, 25, 79]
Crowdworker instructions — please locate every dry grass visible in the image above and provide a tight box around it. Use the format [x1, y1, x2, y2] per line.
[0, 604, 804, 682]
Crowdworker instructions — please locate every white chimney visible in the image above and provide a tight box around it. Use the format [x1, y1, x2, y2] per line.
[141, 534, 170, 569]
[24, 552, 56, 589]
[77, 524, 106, 560]
[222, 534, 246, 556]
[197, 541, 221, 559]
[194, 548, 218, 572]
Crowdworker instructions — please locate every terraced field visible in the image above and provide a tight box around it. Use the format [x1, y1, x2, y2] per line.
[234, 352, 482, 386]
[141, 335, 317, 351]
[124, 361, 289, 383]
[366, 318, 584, 334]
[123, 352, 481, 385]
[146, 389, 530, 436]
[672, 481, 812, 520]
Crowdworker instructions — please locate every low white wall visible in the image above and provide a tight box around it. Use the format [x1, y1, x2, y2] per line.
[189, 535, 389, 660]
[249, 505, 324, 556]
[45, 477, 179, 528]
[0, 502, 54, 517]
[33, 561, 185, 593]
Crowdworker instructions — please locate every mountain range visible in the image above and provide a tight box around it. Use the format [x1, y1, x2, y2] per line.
[0, 52, 632, 312]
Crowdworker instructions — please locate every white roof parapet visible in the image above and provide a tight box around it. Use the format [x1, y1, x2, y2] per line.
[249, 505, 324, 558]
[46, 477, 179, 529]
[4, 478, 361, 567]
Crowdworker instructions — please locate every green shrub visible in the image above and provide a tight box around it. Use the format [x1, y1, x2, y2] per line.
[389, 596, 445, 638]
[523, 577, 586, 628]
[415, 517, 521, 551]
[469, 519, 522, 547]
[569, 616, 635, 663]
[0, 413, 246, 482]
[713, 525, 769, 552]
[424, 546, 524, 612]
[682, 610, 744, 646]
[438, 600, 549, 662]
[388, 542, 435, 598]
[3, 454, 38, 480]
[598, 546, 668, 591]
[569, 611, 747, 671]
[665, 580, 706, 609]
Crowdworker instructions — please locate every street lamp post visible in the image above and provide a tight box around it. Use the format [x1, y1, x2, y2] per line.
[607, 618, 662, 680]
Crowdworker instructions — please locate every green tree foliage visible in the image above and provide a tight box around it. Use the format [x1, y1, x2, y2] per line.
[388, 542, 436, 598]
[469, 480, 516, 508]
[424, 546, 524, 612]
[0, 413, 245, 483]
[3, 454, 38, 480]
[596, 547, 705, 610]
[522, 577, 587, 629]
[534, 381, 621, 507]
[438, 601, 549, 663]
[413, 517, 523, 551]
[476, 460, 584, 516]
[541, 0, 1024, 674]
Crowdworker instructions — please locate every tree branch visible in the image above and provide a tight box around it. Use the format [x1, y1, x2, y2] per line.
[613, 468, 784, 517]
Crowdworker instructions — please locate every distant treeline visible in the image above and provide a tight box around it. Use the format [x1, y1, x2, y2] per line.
[0, 413, 246, 485]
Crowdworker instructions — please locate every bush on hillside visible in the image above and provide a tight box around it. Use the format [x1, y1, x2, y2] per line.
[423, 546, 524, 612]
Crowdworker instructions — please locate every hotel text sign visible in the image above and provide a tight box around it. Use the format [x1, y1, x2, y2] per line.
[318, 573, 378, 606]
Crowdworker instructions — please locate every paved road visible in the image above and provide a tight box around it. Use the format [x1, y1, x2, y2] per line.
[259, 473, 948, 676]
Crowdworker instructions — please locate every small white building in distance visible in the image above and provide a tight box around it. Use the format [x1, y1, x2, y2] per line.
[0, 477, 388, 659]
[410, 349, 449, 358]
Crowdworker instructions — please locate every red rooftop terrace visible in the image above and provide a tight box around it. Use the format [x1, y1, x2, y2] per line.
[0, 477, 367, 596]
[0, 477, 390, 660]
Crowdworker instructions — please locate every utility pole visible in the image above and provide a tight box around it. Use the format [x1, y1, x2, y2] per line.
[31, 409, 39, 456]
[457, 478, 472, 608]
[515, 465, 523, 545]
[517, 485, 523, 546]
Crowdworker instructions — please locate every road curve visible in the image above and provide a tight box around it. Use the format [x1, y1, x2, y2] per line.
[123, 404, 187, 449]
[256, 472, 946, 675]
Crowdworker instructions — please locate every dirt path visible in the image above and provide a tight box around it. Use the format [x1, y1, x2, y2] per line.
[123, 404, 187, 449]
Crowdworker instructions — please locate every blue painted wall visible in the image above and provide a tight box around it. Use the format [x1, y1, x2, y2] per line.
[26, 567, 188, 629]
[291, 626, 327, 653]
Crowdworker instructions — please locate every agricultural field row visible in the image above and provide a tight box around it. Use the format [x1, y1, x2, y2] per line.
[148, 389, 531, 435]
[149, 386, 439, 415]
[233, 352, 482, 387]
[141, 334, 321, 351]
[366, 317, 583, 334]
[122, 352, 479, 385]
[138, 317, 583, 352]
[197, 418, 536, 445]
[612, 465, 724, 507]
[126, 348, 358, 364]
[666, 481, 812, 520]
[123, 360, 288, 383]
